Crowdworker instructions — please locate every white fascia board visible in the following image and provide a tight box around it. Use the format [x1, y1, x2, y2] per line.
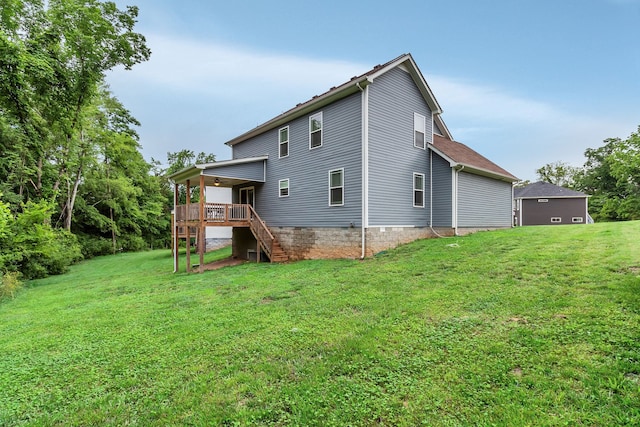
[169, 156, 269, 184]
[167, 165, 205, 183]
[428, 144, 456, 167]
[433, 114, 453, 140]
[198, 155, 268, 169]
[428, 145, 517, 183]
[455, 164, 518, 183]
[225, 80, 370, 146]
[516, 195, 589, 200]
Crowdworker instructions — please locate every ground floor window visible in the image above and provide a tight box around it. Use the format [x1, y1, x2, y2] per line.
[413, 173, 425, 207]
[279, 179, 289, 197]
[329, 168, 344, 206]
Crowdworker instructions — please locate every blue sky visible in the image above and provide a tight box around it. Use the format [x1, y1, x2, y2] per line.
[107, 0, 640, 181]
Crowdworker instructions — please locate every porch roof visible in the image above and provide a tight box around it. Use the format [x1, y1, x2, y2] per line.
[167, 156, 268, 186]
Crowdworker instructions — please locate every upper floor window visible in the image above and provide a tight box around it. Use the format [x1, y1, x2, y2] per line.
[413, 173, 425, 207]
[310, 112, 323, 149]
[279, 126, 289, 158]
[279, 178, 289, 197]
[414, 113, 426, 149]
[329, 168, 344, 206]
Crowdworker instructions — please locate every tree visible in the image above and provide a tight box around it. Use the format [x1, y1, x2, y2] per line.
[0, 0, 150, 231]
[535, 161, 581, 188]
[162, 150, 216, 205]
[575, 126, 640, 221]
[0, 1, 170, 275]
[72, 89, 169, 256]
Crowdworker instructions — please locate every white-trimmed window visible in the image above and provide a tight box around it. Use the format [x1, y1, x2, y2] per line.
[414, 113, 426, 149]
[551, 217, 562, 223]
[413, 173, 425, 207]
[572, 217, 583, 223]
[538, 199, 549, 203]
[279, 126, 289, 158]
[279, 179, 289, 197]
[329, 168, 344, 206]
[310, 112, 323, 149]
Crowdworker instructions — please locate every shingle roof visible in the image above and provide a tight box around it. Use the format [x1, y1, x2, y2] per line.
[225, 53, 452, 146]
[431, 135, 518, 182]
[514, 181, 587, 198]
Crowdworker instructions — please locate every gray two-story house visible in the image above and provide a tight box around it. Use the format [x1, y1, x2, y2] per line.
[170, 54, 518, 271]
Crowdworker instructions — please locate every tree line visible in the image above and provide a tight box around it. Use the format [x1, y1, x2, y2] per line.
[530, 126, 640, 222]
[0, 0, 215, 283]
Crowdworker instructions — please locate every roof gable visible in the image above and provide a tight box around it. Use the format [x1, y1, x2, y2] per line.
[226, 53, 452, 146]
[430, 135, 518, 182]
[514, 181, 587, 199]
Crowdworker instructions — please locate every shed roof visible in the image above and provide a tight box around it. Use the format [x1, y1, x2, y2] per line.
[430, 135, 519, 182]
[514, 181, 588, 199]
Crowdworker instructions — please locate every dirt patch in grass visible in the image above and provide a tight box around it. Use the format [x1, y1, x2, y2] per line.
[202, 256, 246, 271]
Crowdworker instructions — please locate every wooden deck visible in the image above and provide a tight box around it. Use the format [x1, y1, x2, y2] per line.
[173, 203, 289, 266]
[174, 203, 251, 227]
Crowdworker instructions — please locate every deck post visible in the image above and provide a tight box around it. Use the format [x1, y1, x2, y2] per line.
[173, 182, 179, 273]
[199, 175, 205, 273]
[186, 180, 191, 273]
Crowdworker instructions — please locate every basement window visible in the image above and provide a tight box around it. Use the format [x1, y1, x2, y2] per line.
[551, 217, 562, 223]
[572, 217, 583, 223]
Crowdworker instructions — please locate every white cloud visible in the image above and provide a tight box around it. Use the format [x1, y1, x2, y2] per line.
[110, 34, 366, 100]
[107, 36, 637, 180]
[429, 76, 557, 123]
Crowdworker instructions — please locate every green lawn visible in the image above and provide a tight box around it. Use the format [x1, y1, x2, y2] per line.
[1, 223, 639, 426]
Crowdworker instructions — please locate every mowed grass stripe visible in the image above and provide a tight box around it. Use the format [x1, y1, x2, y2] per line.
[1, 223, 639, 426]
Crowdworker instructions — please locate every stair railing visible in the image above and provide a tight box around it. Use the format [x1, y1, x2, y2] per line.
[248, 205, 274, 259]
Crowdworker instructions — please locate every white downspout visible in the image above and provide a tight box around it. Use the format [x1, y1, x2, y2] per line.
[454, 165, 465, 236]
[512, 185, 515, 228]
[519, 199, 523, 226]
[357, 81, 369, 259]
[430, 149, 433, 227]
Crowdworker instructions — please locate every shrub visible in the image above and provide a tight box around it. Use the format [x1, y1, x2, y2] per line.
[0, 271, 23, 300]
[77, 234, 115, 258]
[1, 200, 83, 279]
[119, 234, 147, 252]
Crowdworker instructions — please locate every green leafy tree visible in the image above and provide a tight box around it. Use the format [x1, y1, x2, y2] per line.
[536, 161, 581, 188]
[72, 90, 168, 256]
[0, 0, 150, 230]
[575, 126, 640, 221]
[162, 150, 216, 205]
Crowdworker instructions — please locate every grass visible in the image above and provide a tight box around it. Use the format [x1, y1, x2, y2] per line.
[1, 222, 639, 426]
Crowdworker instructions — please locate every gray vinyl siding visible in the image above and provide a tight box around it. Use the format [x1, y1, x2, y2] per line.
[433, 120, 443, 136]
[368, 67, 432, 226]
[431, 152, 452, 227]
[203, 161, 265, 182]
[231, 92, 362, 227]
[457, 172, 513, 227]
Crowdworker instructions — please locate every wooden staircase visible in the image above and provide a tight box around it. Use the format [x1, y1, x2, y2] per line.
[248, 206, 289, 263]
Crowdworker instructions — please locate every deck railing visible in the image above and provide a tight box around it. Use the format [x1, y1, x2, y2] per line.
[174, 203, 250, 223]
